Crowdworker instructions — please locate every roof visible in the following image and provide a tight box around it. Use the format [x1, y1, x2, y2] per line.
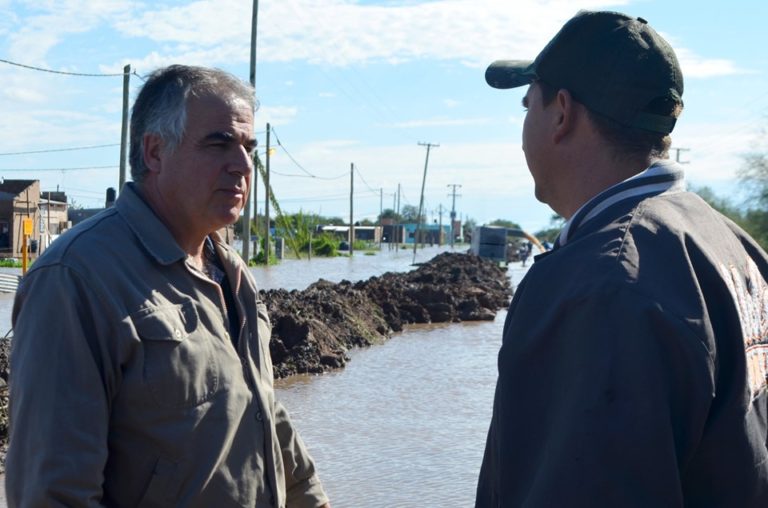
[0, 179, 38, 196]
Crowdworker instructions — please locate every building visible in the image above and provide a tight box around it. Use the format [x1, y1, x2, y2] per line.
[400, 223, 451, 245]
[319, 225, 382, 244]
[0, 180, 41, 258]
[0, 180, 73, 259]
[39, 191, 70, 253]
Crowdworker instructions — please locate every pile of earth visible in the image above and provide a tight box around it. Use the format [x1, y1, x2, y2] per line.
[265, 251, 512, 377]
[0, 251, 512, 469]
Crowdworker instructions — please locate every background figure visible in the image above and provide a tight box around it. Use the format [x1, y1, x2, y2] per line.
[477, 10, 768, 507]
[518, 241, 532, 267]
[7, 65, 330, 508]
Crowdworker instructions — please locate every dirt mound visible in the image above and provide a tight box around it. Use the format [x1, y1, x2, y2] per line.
[265, 252, 511, 377]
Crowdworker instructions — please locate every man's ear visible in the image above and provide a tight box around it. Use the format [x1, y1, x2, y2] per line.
[143, 133, 164, 174]
[552, 89, 577, 144]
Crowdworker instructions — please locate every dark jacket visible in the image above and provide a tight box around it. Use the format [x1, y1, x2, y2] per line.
[477, 188, 768, 507]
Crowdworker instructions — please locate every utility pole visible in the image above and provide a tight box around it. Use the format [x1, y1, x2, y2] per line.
[396, 183, 401, 245]
[413, 142, 439, 264]
[379, 188, 383, 250]
[437, 204, 443, 246]
[349, 163, 354, 256]
[118, 64, 130, 193]
[264, 123, 271, 265]
[242, 0, 259, 262]
[447, 184, 462, 249]
[671, 147, 690, 164]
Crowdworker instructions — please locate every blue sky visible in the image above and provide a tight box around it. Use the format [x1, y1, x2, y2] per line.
[1, 0, 767, 234]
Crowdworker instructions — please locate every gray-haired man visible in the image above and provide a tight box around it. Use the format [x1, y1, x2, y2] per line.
[8, 65, 330, 508]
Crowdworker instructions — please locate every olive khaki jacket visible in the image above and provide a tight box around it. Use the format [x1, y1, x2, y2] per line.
[7, 183, 328, 508]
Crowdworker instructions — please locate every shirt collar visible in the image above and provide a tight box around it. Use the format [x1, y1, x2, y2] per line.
[555, 159, 686, 249]
[115, 183, 187, 265]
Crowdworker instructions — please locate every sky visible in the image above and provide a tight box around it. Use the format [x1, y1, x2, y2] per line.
[1, 0, 767, 235]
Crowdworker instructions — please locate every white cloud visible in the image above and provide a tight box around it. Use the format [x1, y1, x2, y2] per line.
[254, 105, 299, 127]
[391, 117, 490, 128]
[114, 0, 249, 45]
[7, 0, 135, 61]
[677, 52, 746, 79]
[2, 0, 746, 80]
[674, 120, 755, 180]
[1, 85, 47, 103]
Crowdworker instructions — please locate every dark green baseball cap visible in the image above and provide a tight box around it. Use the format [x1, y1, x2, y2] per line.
[485, 11, 684, 134]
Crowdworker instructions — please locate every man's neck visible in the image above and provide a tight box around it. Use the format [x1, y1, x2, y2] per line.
[555, 153, 655, 220]
[135, 182, 209, 257]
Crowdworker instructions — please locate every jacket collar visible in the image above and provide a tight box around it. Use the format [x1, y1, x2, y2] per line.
[555, 159, 686, 249]
[115, 183, 187, 266]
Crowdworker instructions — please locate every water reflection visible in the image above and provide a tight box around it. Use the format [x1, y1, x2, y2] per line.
[250, 245, 455, 291]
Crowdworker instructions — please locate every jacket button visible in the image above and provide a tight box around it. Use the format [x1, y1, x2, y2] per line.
[174, 329, 182, 339]
[256, 411, 263, 421]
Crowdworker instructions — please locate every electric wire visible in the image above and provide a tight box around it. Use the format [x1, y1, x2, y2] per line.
[269, 126, 347, 180]
[0, 143, 120, 156]
[0, 58, 143, 79]
[353, 165, 380, 194]
[0, 165, 117, 172]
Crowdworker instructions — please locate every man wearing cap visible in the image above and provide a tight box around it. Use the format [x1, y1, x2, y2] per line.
[477, 10, 768, 507]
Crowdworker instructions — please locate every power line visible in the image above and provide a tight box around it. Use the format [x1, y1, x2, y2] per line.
[354, 165, 380, 194]
[0, 164, 117, 172]
[0, 57, 141, 78]
[270, 126, 315, 177]
[269, 126, 347, 180]
[0, 143, 120, 157]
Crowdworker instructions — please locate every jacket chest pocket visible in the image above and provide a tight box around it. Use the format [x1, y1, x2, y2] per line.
[133, 301, 220, 408]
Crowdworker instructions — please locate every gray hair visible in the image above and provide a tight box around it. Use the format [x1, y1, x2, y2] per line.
[129, 64, 256, 183]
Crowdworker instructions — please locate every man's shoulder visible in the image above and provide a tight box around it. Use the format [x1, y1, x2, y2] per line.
[29, 207, 124, 272]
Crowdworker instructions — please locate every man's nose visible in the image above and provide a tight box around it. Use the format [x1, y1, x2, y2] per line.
[228, 145, 254, 176]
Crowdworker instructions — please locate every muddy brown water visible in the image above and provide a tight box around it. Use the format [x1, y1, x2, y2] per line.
[0, 246, 529, 507]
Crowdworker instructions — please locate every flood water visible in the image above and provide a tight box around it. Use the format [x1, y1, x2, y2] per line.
[0, 246, 529, 507]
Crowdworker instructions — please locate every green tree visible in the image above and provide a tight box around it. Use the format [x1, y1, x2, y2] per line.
[740, 131, 768, 204]
[464, 217, 477, 238]
[379, 208, 400, 222]
[488, 218, 521, 229]
[734, 130, 768, 249]
[400, 204, 422, 223]
[533, 214, 565, 244]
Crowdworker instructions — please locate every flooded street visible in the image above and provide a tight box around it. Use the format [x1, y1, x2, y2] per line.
[0, 246, 529, 507]
[275, 315, 508, 507]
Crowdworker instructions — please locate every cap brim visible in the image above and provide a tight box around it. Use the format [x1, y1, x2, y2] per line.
[485, 60, 536, 89]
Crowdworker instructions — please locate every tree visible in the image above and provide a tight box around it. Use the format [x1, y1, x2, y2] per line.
[400, 204, 422, 223]
[691, 184, 768, 249]
[488, 219, 521, 230]
[379, 208, 400, 222]
[739, 130, 768, 205]
[736, 130, 768, 249]
[534, 214, 565, 244]
[461, 217, 477, 243]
